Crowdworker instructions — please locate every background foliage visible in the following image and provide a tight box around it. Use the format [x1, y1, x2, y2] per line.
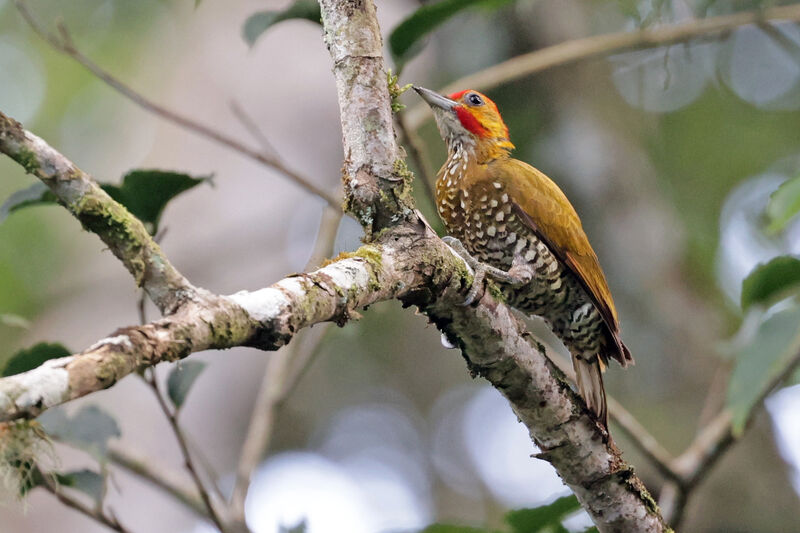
[2, 0, 800, 532]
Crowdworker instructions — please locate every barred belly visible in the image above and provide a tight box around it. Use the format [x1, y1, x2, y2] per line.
[436, 156, 607, 358]
[443, 192, 606, 357]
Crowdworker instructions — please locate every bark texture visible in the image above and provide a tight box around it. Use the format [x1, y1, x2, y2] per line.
[319, 1, 668, 531]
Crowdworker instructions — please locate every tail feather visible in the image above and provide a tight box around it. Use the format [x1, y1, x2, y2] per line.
[573, 356, 607, 428]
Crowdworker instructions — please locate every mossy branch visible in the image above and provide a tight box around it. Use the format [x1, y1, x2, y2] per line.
[0, 111, 194, 314]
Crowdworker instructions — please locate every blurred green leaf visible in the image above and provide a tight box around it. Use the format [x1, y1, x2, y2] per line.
[766, 173, 800, 234]
[38, 405, 121, 456]
[2, 342, 71, 377]
[727, 304, 800, 436]
[167, 360, 207, 409]
[741, 256, 800, 310]
[389, 0, 515, 71]
[243, 0, 321, 47]
[279, 520, 308, 533]
[0, 313, 31, 329]
[505, 495, 581, 533]
[0, 170, 207, 236]
[615, 0, 641, 20]
[0, 182, 56, 223]
[60, 469, 105, 503]
[102, 170, 209, 235]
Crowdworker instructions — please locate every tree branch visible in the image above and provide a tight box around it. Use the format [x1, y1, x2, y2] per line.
[229, 207, 339, 521]
[404, 3, 800, 131]
[547, 348, 681, 484]
[37, 465, 130, 533]
[0, 111, 193, 314]
[14, 0, 341, 209]
[145, 370, 227, 531]
[395, 111, 437, 206]
[107, 444, 207, 519]
[0, 1, 678, 529]
[658, 345, 800, 527]
[319, 1, 667, 530]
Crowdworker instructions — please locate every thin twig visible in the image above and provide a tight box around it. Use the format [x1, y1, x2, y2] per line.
[229, 205, 341, 520]
[404, 3, 800, 131]
[606, 396, 681, 484]
[145, 370, 227, 531]
[395, 112, 437, 208]
[279, 324, 330, 400]
[545, 348, 681, 482]
[229, 100, 281, 161]
[107, 444, 207, 519]
[228, 346, 294, 521]
[14, 0, 341, 209]
[305, 206, 344, 270]
[660, 346, 800, 527]
[696, 363, 728, 430]
[37, 465, 130, 533]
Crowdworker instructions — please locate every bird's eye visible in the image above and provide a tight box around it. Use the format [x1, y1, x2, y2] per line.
[467, 93, 484, 106]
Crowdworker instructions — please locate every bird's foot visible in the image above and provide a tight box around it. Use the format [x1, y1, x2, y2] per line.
[491, 262, 534, 287]
[442, 236, 532, 305]
[442, 236, 486, 306]
[442, 236, 533, 293]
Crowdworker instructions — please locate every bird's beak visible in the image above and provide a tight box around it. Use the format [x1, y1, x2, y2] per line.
[413, 86, 457, 111]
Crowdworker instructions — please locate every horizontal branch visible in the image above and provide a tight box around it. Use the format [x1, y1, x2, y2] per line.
[405, 3, 800, 131]
[0, 225, 457, 422]
[0, 111, 193, 314]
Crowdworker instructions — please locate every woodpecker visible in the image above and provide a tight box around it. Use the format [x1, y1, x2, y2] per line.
[415, 86, 632, 427]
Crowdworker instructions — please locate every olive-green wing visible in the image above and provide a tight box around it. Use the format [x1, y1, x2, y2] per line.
[490, 158, 632, 366]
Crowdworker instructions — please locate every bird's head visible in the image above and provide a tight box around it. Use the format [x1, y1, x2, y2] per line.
[414, 86, 514, 158]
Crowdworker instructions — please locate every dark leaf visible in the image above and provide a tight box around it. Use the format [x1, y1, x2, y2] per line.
[167, 360, 207, 409]
[101, 169, 209, 235]
[2, 342, 71, 377]
[389, 0, 515, 71]
[419, 525, 492, 533]
[0, 182, 57, 223]
[727, 304, 800, 435]
[741, 256, 800, 310]
[243, 0, 321, 47]
[38, 405, 121, 456]
[19, 465, 45, 496]
[60, 469, 105, 503]
[766, 173, 800, 234]
[279, 520, 308, 533]
[505, 495, 581, 533]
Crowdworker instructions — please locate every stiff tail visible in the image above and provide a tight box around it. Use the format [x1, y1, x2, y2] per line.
[573, 356, 607, 428]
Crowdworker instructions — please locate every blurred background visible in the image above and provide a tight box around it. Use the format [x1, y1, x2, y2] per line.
[1, 0, 800, 531]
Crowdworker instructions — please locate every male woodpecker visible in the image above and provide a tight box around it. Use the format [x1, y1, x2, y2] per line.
[415, 86, 632, 427]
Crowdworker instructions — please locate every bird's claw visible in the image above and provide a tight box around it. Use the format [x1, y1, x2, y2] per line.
[442, 236, 486, 306]
[461, 264, 486, 306]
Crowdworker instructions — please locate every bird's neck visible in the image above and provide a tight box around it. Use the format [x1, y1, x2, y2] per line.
[445, 137, 509, 169]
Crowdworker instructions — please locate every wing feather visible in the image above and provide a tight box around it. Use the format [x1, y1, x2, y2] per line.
[486, 158, 632, 366]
